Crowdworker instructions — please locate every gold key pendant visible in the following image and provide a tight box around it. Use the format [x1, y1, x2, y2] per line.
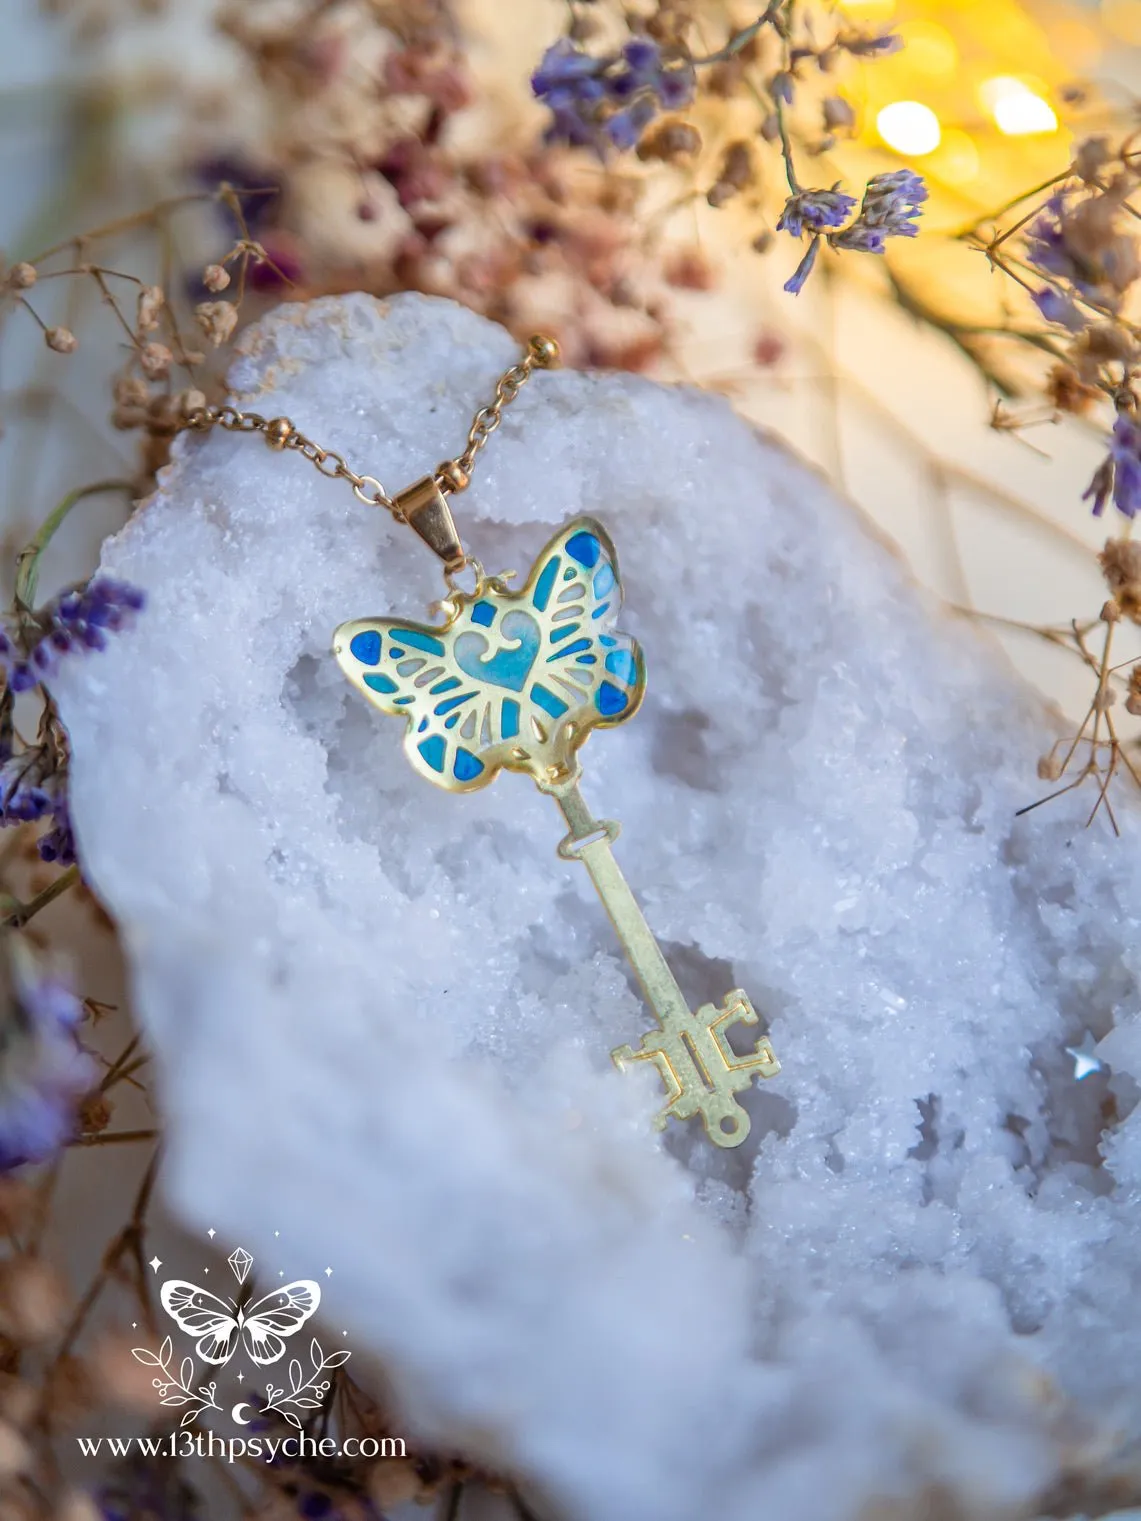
[333, 504, 779, 1148]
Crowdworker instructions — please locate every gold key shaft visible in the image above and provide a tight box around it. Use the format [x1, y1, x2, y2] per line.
[551, 782, 779, 1148]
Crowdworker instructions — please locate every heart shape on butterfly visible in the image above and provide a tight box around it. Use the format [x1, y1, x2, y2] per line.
[333, 518, 646, 792]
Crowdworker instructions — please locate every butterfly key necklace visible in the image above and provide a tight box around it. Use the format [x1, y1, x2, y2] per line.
[188, 335, 779, 1148]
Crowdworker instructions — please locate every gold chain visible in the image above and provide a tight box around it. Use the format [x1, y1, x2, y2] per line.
[183, 334, 560, 522]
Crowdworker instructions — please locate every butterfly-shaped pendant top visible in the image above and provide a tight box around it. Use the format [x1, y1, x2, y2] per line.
[333, 518, 645, 792]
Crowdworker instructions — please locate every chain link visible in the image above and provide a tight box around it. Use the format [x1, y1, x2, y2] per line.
[182, 335, 559, 522]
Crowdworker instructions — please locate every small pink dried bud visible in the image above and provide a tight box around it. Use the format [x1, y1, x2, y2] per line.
[44, 326, 77, 354]
[0, 1374, 35, 1427]
[78, 1092, 111, 1135]
[367, 1459, 424, 1508]
[135, 285, 165, 333]
[0, 1258, 67, 1342]
[1127, 693, 1141, 716]
[1094, 685, 1117, 711]
[1037, 754, 1063, 781]
[202, 263, 231, 293]
[194, 300, 238, 347]
[1101, 598, 1122, 623]
[637, 121, 702, 162]
[1074, 135, 1111, 184]
[823, 96, 856, 130]
[664, 247, 715, 290]
[113, 374, 150, 408]
[90, 1333, 161, 1412]
[56, 1491, 103, 1521]
[139, 341, 172, 379]
[178, 388, 207, 420]
[6, 263, 36, 290]
[720, 141, 754, 190]
[706, 181, 738, 209]
[0, 1421, 30, 1479]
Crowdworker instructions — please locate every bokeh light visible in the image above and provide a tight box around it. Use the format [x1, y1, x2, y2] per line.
[876, 100, 942, 156]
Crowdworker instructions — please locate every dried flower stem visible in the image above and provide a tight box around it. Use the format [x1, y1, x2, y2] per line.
[15, 480, 135, 611]
[0, 866, 80, 930]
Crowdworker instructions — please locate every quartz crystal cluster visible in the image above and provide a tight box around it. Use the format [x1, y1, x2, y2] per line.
[51, 293, 1141, 1521]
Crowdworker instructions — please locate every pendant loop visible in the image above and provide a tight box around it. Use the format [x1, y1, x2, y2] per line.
[392, 475, 465, 572]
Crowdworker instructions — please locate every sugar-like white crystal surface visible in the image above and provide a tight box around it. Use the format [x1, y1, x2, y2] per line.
[52, 293, 1141, 1521]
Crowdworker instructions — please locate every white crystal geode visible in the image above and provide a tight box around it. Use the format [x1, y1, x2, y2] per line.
[52, 293, 1141, 1521]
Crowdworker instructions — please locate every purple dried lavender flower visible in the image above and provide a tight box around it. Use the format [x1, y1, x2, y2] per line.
[784, 235, 821, 295]
[605, 98, 657, 151]
[831, 170, 926, 254]
[0, 755, 54, 824]
[37, 789, 75, 865]
[831, 225, 887, 253]
[858, 169, 926, 232]
[1025, 194, 1078, 283]
[532, 33, 692, 154]
[532, 37, 603, 94]
[841, 30, 904, 56]
[1032, 286, 1085, 331]
[1084, 414, 1141, 518]
[777, 186, 858, 238]
[657, 64, 696, 110]
[0, 939, 94, 1172]
[33, 577, 145, 670]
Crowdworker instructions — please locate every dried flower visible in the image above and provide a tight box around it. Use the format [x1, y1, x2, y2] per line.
[637, 121, 701, 162]
[784, 235, 821, 295]
[0, 1420, 31, 1478]
[532, 36, 694, 155]
[5, 264, 36, 291]
[194, 300, 238, 347]
[56, 1491, 103, 1521]
[32, 578, 147, 675]
[44, 327, 77, 355]
[0, 938, 93, 1173]
[777, 186, 858, 239]
[1074, 136, 1112, 185]
[1026, 189, 1140, 307]
[1126, 664, 1141, 716]
[202, 263, 231, 292]
[832, 170, 927, 252]
[1032, 287, 1085, 331]
[135, 285, 165, 333]
[367, 1459, 424, 1508]
[838, 29, 903, 56]
[1046, 364, 1100, 415]
[138, 341, 172, 379]
[1085, 415, 1141, 518]
[1099, 536, 1141, 616]
[663, 248, 715, 290]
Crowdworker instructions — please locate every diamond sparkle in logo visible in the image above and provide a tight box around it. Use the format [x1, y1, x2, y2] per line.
[228, 1246, 253, 1285]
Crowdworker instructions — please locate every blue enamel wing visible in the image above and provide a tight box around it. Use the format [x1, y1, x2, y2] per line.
[333, 517, 645, 792]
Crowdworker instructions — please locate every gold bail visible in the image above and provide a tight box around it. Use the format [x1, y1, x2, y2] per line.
[393, 475, 465, 572]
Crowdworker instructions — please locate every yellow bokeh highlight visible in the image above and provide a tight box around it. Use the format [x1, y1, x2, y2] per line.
[978, 76, 1058, 135]
[895, 21, 958, 78]
[931, 129, 981, 186]
[876, 100, 942, 156]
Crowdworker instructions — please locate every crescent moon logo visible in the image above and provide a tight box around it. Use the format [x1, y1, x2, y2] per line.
[231, 1402, 252, 1425]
